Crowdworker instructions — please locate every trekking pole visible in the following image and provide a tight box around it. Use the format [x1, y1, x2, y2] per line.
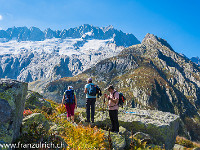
[106, 99, 108, 118]
[103, 97, 106, 119]
[103, 97, 105, 114]
[101, 97, 104, 120]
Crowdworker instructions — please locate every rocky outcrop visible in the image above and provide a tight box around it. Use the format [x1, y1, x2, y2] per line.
[0, 79, 28, 144]
[25, 90, 51, 110]
[103, 130, 126, 150]
[22, 113, 50, 134]
[76, 108, 180, 149]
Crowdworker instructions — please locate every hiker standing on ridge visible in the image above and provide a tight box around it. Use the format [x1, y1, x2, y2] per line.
[62, 86, 77, 122]
[84, 78, 97, 123]
[104, 85, 119, 133]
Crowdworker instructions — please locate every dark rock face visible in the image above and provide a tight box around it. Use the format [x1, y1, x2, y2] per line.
[0, 79, 28, 144]
[0, 98, 11, 123]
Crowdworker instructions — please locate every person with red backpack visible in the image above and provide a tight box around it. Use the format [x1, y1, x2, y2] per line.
[62, 86, 77, 122]
[104, 85, 119, 133]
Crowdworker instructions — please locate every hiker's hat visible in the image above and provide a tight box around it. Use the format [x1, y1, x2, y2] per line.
[68, 86, 73, 89]
[87, 78, 92, 82]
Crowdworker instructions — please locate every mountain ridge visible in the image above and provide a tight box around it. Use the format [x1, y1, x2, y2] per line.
[0, 24, 142, 82]
[0, 24, 140, 47]
[191, 57, 200, 66]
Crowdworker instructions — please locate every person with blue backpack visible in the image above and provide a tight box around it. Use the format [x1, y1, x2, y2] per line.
[84, 78, 101, 123]
[62, 86, 77, 122]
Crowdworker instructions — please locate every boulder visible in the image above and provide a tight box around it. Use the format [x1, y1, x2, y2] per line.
[0, 98, 11, 123]
[22, 113, 50, 134]
[132, 132, 151, 143]
[93, 108, 180, 150]
[0, 79, 28, 144]
[103, 130, 126, 150]
[25, 90, 51, 110]
[119, 126, 132, 149]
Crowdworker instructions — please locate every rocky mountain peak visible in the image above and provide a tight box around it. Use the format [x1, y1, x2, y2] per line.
[142, 33, 174, 51]
[101, 25, 114, 32]
[142, 33, 159, 44]
[81, 24, 93, 29]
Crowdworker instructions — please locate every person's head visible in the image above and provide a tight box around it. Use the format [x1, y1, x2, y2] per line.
[87, 78, 92, 83]
[107, 85, 114, 93]
[68, 86, 73, 90]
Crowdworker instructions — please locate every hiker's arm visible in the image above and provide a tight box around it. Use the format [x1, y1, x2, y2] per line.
[62, 95, 65, 106]
[84, 88, 87, 94]
[74, 95, 77, 108]
[110, 93, 119, 104]
[110, 97, 119, 104]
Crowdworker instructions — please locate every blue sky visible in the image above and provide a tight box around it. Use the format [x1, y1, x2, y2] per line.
[0, 0, 199, 58]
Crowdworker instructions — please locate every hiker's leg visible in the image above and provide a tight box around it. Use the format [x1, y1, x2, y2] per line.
[65, 104, 71, 121]
[70, 103, 75, 122]
[91, 98, 96, 122]
[112, 110, 117, 132]
[113, 110, 119, 132]
[109, 110, 115, 132]
[86, 98, 91, 122]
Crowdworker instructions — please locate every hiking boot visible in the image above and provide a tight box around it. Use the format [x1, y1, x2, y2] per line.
[85, 120, 90, 123]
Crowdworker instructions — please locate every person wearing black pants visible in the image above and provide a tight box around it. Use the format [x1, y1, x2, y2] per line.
[84, 78, 96, 123]
[109, 110, 119, 132]
[86, 98, 96, 123]
[104, 85, 119, 133]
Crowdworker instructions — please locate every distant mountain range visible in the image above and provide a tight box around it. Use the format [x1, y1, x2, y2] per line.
[191, 57, 200, 65]
[0, 25, 198, 84]
[0, 25, 141, 83]
[0, 24, 140, 47]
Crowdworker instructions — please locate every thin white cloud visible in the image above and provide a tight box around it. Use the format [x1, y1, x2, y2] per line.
[0, 15, 3, 21]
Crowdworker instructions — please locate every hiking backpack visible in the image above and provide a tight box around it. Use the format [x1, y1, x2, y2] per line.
[64, 89, 75, 104]
[113, 91, 126, 107]
[88, 84, 97, 96]
[96, 85, 102, 98]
